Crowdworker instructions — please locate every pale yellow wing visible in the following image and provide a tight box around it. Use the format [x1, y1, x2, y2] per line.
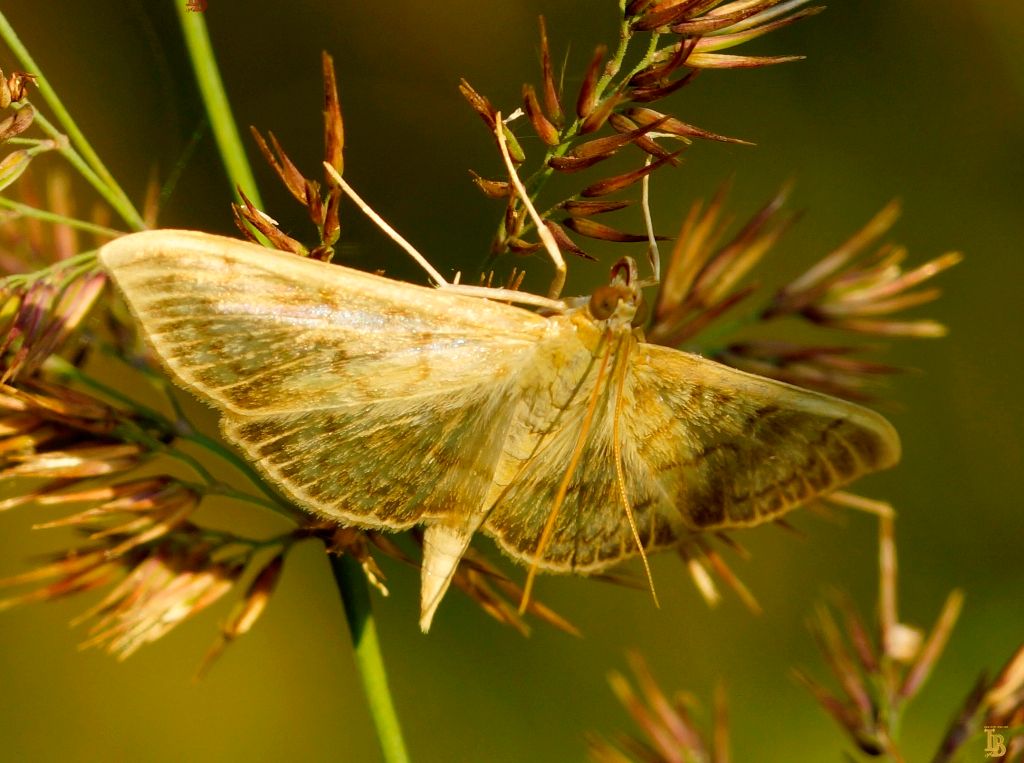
[627, 343, 900, 530]
[483, 338, 899, 572]
[100, 230, 549, 528]
[483, 388, 687, 572]
[483, 336, 687, 573]
[220, 389, 520, 529]
[100, 230, 549, 414]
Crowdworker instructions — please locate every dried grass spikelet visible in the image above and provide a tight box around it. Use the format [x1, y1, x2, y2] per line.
[764, 201, 962, 337]
[0, 70, 38, 193]
[1, 166, 109, 382]
[1, 477, 280, 665]
[933, 642, 1024, 761]
[239, 52, 345, 261]
[0, 381, 259, 663]
[648, 186, 960, 404]
[0, 381, 139, 497]
[0, 372, 578, 652]
[793, 515, 967, 758]
[466, 3, 817, 263]
[0, 270, 106, 382]
[198, 551, 285, 678]
[588, 651, 730, 763]
[0, 69, 36, 108]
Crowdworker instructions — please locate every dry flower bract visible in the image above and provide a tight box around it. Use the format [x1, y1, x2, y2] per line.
[588, 652, 730, 763]
[589, 516, 1022, 762]
[100, 229, 899, 631]
[466, 2, 821, 263]
[792, 514, 1024, 761]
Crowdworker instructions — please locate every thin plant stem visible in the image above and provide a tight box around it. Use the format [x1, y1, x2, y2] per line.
[171, 6, 410, 759]
[29, 111, 129, 215]
[329, 554, 411, 763]
[173, 3, 264, 209]
[0, 11, 146, 230]
[1, 251, 98, 289]
[0, 197, 124, 239]
[203, 481, 292, 515]
[11, 105, 143, 232]
[181, 428, 302, 515]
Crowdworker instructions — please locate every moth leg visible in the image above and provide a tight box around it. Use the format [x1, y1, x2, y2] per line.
[322, 163, 449, 287]
[494, 112, 566, 300]
[420, 517, 483, 632]
[638, 158, 662, 288]
[322, 162, 567, 312]
[519, 334, 615, 612]
[434, 283, 567, 313]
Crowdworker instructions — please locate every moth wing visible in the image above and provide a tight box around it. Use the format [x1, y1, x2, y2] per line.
[99, 230, 549, 414]
[483, 346, 688, 573]
[628, 343, 901, 530]
[220, 386, 521, 530]
[100, 230, 548, 529]
[483, 339, 900, 572]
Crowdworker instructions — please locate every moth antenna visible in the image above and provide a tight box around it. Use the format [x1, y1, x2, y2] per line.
[494, 111, 566, 300]
[636, 156, 662, 289]
[520, 335, 614, 613]
[612, 334, 660, 608]
[323, 163, 449, 287]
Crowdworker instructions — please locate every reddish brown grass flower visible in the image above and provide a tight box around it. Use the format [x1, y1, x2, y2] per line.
[465, 5, 817, 262]
[650, 189, 960, 403]
[588, 651, 730, 763]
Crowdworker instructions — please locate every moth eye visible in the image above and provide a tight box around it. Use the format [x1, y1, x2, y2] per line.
[589, 285, 621, 320]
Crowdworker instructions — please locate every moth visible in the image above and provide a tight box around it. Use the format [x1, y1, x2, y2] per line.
[100, 228, 899, 631]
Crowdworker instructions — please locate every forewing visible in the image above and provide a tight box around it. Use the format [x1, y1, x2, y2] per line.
[100, 230, 548, 414]
[100, 230, 548, 528]
[628, 343, 900, 530]
[222, 385, 520, 529]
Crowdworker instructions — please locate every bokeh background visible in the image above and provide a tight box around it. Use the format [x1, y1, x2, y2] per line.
[1, 1, 1021, 761]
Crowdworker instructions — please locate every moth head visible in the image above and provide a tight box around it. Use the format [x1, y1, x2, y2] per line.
[588, 257, 643, 325]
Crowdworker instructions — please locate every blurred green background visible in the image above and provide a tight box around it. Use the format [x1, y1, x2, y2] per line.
[1, 1, 1021, 761]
